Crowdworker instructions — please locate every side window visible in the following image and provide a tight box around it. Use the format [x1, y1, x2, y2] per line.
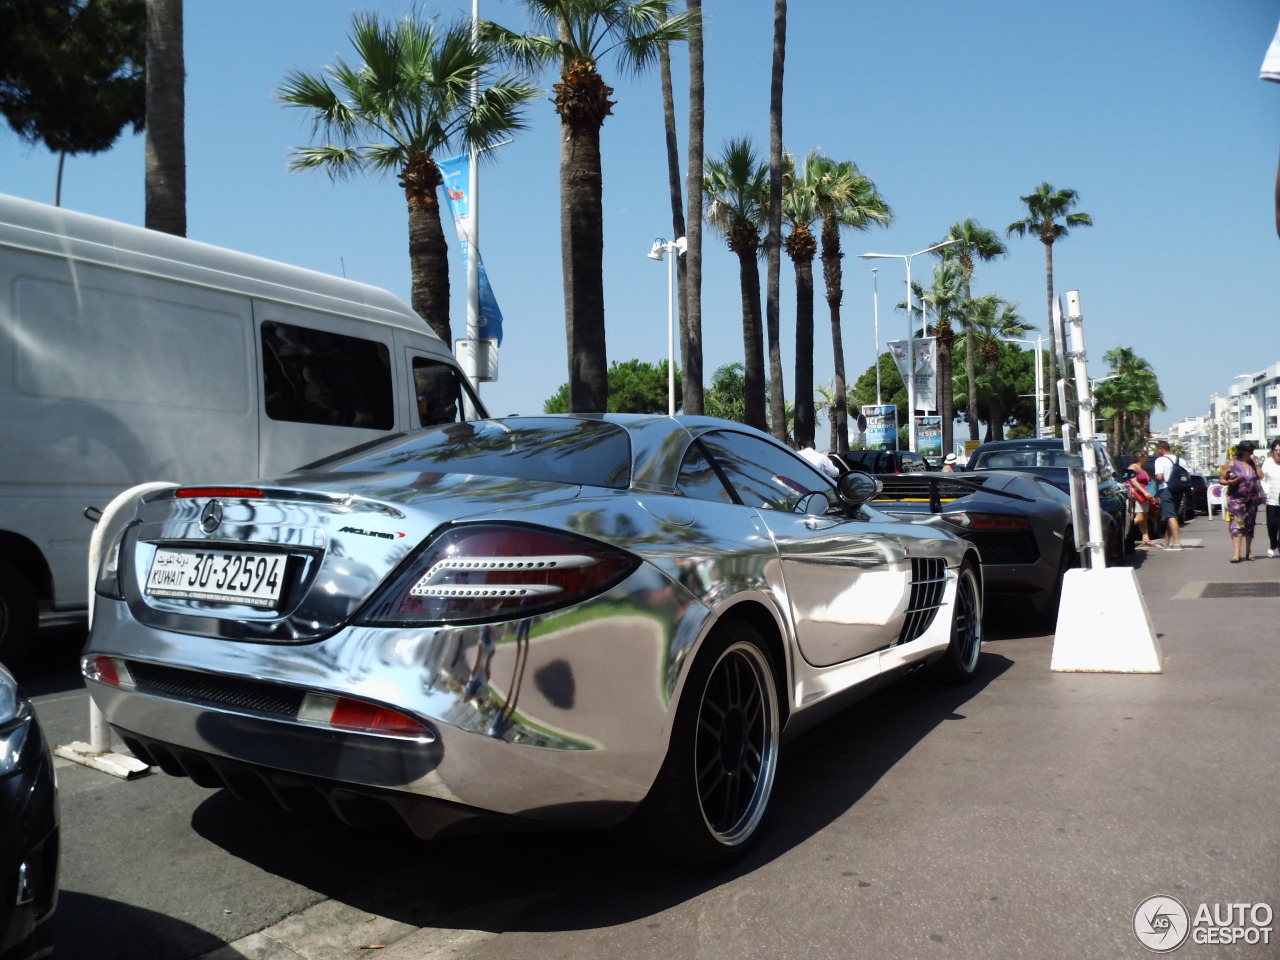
[676, 441, 736, 504]
[413, 357, 465, 427]
[261, 321, 393, 429]
[700, 431, 833, 512]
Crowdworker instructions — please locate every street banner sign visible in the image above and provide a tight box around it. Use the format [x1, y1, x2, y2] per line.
[862, 404, 898, 449]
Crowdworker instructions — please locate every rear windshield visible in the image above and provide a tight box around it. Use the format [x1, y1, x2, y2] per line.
[970, 447, 1082, 470]
[309, 418, 632, 489]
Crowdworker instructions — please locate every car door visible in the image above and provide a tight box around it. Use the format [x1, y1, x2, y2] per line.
[696, 431, 910, 667]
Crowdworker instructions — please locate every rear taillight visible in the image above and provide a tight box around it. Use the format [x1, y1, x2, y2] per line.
[359, 523, 639, 625]
[941, 511, 1032, 532]
[298, 693, 431, 739]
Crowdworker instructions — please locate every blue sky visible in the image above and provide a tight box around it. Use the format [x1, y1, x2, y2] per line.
[4, 1, 1278, 432]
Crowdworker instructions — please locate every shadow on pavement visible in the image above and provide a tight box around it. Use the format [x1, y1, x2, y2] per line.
[189, 652, 1013, 935]
[55, 891, 244, 960]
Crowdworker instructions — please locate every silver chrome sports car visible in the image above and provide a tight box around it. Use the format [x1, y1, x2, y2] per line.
[83, 415, 983, 865]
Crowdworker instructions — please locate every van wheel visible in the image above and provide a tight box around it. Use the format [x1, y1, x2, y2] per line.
[635, 623, 780, 867]
[0, 558, 38, 666]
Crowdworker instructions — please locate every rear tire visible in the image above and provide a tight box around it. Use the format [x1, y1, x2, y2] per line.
[636, 622, 781, 867]
[0, 557, 38, 666]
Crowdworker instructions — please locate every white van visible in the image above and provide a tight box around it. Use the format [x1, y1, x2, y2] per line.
[0, 193, 485, 662]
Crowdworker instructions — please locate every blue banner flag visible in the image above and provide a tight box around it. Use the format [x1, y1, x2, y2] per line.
[437, 154, 504, 345]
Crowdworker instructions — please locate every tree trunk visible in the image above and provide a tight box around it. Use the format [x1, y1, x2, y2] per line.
[145, 0, 185, 236]
[657, 28, 689, 414]
[987, 356, 1005, 441]
[821, 217, 849, 453]
[405, 168, 451, 344]
[737, 249, 767, 432]
[555, 47, 610, 414]
[683, 3, 707, 415]
[937, 337, 954, 454]
[764, 0, 787, 441]
[792, 254, 815, 447]
[1044, 237, 1058, 436]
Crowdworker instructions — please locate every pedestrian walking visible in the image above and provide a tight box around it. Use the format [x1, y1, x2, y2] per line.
[1151, 440, 1185, 550]
[1261, 440, 1280, 557]
[1128, 450, 1156, 546]
[1220, 441, 1262, 562]
[942, 453, 957, 473]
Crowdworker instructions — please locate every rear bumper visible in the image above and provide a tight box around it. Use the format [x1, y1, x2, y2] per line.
[83, 567, 706, 832]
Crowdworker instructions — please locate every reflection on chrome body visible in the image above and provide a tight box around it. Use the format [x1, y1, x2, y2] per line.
[84, 415, 981, 852]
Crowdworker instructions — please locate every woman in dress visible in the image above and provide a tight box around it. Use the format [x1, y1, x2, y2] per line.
[1220, 441, 1262, 562]
[1261, 440, 1280, 558]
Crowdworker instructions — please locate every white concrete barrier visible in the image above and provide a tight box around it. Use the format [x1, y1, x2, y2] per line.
[1050, 567, 1161, 673]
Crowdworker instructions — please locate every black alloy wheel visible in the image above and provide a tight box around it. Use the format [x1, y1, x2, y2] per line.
[637, 623, 780, 866]
[934, 561, 983, 683]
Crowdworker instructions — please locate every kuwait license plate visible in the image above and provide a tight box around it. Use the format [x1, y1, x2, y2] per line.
[146, 548, 286, 609]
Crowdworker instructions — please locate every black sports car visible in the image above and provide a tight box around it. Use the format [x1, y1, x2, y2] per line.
[0, 663, 58, 960]
[870, 471, 1078, 626]
[964, 438, 1136, 560]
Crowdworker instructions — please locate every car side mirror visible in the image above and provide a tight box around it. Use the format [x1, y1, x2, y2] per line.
[836, 470, 882, 510]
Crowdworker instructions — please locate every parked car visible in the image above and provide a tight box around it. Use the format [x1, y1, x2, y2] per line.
[0, 664, 58, 960]
[1185, 474, 1209, 519]
[869, 471, 1077, 625]
[82, 415, 983, 867]
[964, 438, 1136, 560]
[830, 449, 930, 475]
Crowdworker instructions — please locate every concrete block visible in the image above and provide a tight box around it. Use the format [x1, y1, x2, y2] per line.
[1050, 567, 1162, 673]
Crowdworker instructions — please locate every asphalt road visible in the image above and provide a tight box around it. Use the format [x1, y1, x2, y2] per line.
[15, 516, 1280, 960]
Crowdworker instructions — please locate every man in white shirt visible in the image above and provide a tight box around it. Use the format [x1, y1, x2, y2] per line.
[798, 443, 839, 478]
[1152, 440, 1184, 550]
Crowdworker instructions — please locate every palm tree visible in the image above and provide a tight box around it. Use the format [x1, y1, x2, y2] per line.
[655, 2, 695, 412]
[809, 152, 891, 453]
[280, 12, 538, 346]
[705, 137, 769, 431]
[783, 155, 819, 447]
[917, 263, 964, 453]
[1007, 183, 1093, 436]
[683, 0, 705, 415]
[1094, 347, 1165, 454]
[484, 1, 687, 413]
[145, 0, 185, 235]
[814, 381, 839, 451]
[968, 296, 1031, 441]
[934, 219, 1006, 441]
[763, 0, 788, 441]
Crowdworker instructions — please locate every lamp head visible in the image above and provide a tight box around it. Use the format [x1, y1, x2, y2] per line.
[647, 239, 666, 261]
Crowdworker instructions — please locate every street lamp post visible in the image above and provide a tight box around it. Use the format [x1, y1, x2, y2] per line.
[648, 237, 687, 416]
[871, 268, 881, 405]
[859, 240, 960, 450]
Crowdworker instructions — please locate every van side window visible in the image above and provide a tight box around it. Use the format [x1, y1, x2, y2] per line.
[261, 321, 393, 429]
[413, 358, 466, 426]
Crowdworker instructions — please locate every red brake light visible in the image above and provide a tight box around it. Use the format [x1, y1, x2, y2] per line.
[942, 511, 1032, 532]
[360, 523, 640, 625]
[175, 487, 264, 499]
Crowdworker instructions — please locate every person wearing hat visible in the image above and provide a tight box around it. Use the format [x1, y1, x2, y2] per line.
[942, 452, 958, 472]
[1221, 441, 1263, 562]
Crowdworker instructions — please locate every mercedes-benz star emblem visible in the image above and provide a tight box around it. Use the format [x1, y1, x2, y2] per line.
[200, 500, 223, 534]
